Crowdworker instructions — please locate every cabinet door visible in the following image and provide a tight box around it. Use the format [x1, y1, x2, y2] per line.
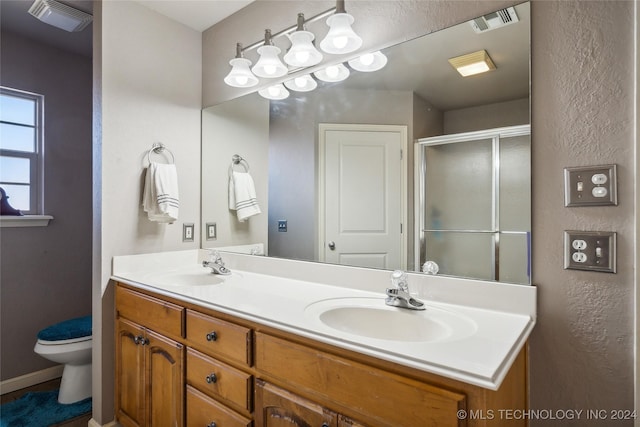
[116, 319, 145, 427]
[255, 379, 337, 427]
[145, 328, 185, 427]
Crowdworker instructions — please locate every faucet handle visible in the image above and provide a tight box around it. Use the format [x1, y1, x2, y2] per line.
[390, 270, 409, 292]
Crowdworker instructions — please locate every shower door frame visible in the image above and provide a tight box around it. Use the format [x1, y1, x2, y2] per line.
[414, 124, 531, 282]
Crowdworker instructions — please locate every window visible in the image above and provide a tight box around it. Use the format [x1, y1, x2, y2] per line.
[0, 87, 44, 215]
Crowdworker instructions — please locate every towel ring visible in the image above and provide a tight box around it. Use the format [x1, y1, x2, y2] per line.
[147, 142, 175, 164]
[230, 154, 250, 172]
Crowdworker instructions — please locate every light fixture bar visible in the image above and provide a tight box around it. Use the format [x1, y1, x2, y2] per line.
[241, 7, 336, 53]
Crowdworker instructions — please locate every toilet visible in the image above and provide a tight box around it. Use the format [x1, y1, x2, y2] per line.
[34, 315, 92, 404]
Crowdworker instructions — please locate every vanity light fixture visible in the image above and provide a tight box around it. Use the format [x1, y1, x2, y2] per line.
[258, 83, 290, 100]
[28, 0, 92, 32]
[348, 51, 387, 72]
[314, 63, 350, 82]
[283, 13, 323, 67]
[252, 30, 289, 78]
[224, 43, 259, 88]
[448, 49, 496, 77]
[319, 0, 362, 54]
[284, 74, 318, 92]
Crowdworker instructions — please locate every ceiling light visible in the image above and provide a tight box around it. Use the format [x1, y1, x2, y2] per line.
[283, 14, 323, 68]
[284, 74, 317, 92]
[448, 50, 496, 77]
[314, 63, 350, 82]
[320, 1, 362, 54]
[224, 44, 259, 88]
[252, 30, 288, 78]
[348, 51, 387, 72]
[28, 0, 92, 32]
[258, 84, 290, 100]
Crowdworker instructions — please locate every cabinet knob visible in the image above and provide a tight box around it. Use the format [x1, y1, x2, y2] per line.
[207, 423, 216, 427]
[206, 331, 218, 342]
[322, 423, 329, 427]
[134, 335, 146, 345]
[205, 373, 217, 384]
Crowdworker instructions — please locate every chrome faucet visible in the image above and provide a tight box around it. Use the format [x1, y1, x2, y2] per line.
[203, 250, 231, 275]
[385, 270, 425, 310]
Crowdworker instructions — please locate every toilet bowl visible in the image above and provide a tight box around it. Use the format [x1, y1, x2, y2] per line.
[34, 315, 92, 404]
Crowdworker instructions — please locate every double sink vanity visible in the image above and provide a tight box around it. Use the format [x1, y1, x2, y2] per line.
[112, 249, 536, 427]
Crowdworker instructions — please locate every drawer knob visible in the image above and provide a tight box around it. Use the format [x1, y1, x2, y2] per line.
[205, 373, 217, 384]
[206, 331, 218, 342]
[322, 423, 329, 427]
[207, 423, 217, 427]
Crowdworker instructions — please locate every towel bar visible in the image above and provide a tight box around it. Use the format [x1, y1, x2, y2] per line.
[147, 142, 175, 164]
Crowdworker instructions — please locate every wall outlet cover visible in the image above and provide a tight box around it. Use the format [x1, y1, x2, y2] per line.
[563, 230, 616, 273]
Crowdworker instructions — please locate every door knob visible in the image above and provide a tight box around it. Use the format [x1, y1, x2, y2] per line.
[328, 241, 336, 250]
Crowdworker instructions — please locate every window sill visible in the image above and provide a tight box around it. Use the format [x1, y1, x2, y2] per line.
[0, 215, 53, 227]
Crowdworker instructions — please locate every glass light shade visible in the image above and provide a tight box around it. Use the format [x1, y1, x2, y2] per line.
[258, 83, 290, 100]
[284, 74, 317, 92]
[284, 31, 323, 67]
[252, 45, 288, 78]
[224, 57, 259, 88]
[319, 13, 362, 54]
[348, 51, 388, 72]
[314, 63, 350, 82]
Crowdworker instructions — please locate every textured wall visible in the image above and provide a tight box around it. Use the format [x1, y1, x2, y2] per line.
[0, 31, 92, 381]
[529, 1, 634, 424]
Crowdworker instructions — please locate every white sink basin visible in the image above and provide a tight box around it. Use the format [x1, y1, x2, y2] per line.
[304, 297, 477, 343]
[141, 266, 240, 287]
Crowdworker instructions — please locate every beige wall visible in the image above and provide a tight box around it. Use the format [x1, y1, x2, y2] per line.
[93, 1, 202, 423]
[202, 0, 636, 424]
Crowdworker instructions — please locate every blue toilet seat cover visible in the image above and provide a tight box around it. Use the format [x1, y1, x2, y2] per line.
[37, 315, 92, 341]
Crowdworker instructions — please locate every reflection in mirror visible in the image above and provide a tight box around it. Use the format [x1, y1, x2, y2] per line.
[202, 2, 531, 284]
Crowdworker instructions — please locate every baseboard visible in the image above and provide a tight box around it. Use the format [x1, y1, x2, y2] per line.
[0, 365, 64, 395]
[88, 419, 119, 427]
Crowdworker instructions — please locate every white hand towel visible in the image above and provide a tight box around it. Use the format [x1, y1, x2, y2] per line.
[229, 171, 261, 222]
[143, 162, 179, 223]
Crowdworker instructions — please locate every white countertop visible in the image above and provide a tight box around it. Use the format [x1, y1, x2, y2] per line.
[112, 249, 536, 390]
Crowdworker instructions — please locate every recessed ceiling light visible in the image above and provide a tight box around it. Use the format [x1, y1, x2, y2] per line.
[448, 50, 496, 77]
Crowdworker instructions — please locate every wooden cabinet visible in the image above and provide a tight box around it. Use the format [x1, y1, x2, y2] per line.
[115, 283, 527, 427]
[116, 318, 184, 427]
[255, 379, 337, 427]
[115, 287, 185, 427]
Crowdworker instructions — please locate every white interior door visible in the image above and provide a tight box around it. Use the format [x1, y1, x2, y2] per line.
[319, 124, 407, 269]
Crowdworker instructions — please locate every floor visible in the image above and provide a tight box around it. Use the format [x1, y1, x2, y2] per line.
[0, 378, 92, 426]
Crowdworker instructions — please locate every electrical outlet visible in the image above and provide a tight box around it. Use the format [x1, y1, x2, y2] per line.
[206, 222, 217, 240]
[564, 231, 616, 273]
[278, 220, 287, 232]
[564, 164, 617, 207]
[183, 223, 194, 242]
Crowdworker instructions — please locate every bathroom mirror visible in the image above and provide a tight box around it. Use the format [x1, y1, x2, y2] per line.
[202, 2, 531, 284]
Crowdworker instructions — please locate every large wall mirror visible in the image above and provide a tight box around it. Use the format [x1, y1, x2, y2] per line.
[202, 2, 531, 285]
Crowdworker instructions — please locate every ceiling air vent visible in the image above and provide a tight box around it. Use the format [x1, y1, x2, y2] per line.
[469, 7, 519, 34]
[28, 0, 93, 32]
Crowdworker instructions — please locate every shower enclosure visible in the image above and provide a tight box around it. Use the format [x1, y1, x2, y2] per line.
[415, 125, 531, 284]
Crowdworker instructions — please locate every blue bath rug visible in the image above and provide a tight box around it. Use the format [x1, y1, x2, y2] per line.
[0, 390, 91, 427]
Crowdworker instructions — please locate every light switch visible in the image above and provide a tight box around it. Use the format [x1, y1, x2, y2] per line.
[206, 222, 217, 240]
[183, 223, 195, 242]
[564, 231, 616, 273]
[564, 164, 617, 207]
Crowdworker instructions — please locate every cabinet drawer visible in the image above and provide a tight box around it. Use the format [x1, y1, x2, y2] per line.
[186, 309, 252, 366]
[116, 286, 184, 338]
[187, 385, 252, 427]
[255, 333, 466, 427]
[187, 347, 253, 414]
